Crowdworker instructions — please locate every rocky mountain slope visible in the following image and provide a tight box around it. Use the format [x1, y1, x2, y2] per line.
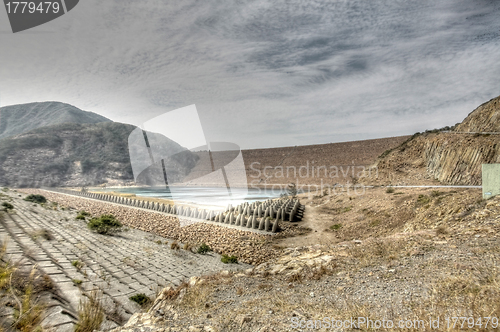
[0, 122, 198, 188]
[375, 95, 500, 185]
[0, 101, 111, 140]
[102, 186, 500, 331]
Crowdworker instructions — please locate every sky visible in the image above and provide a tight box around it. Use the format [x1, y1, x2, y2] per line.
[0, 0, 499, 149]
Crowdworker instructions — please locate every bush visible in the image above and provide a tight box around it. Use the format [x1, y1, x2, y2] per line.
[341, 206, 352, 213]
[198, 243, 212, 254]
[330, 224, 342, 231]
[386, 187, 395, 194]
[221, 254, 238, 264]
[76, 211, 91, 220]
[416, 194, 431, 207]
[72, 260, 84, 270]
[2, 202, 14, 211]
[87, 214, 122, 234]
[32, 229, 54, 241]
[170, 241, 180, 250]
[129, 293, 150, 306]
[430, 190, 442, 197]
[24, 194, 46, 204]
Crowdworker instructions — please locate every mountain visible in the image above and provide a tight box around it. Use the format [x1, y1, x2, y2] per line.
[0, 101, 111, 140]
[0, 122, 199, 188]
[375, 95, 500, 185]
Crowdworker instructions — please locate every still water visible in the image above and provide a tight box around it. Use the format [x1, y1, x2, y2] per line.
[92, 186, 288, 209]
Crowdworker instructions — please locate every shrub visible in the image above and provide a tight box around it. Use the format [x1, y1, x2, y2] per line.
[170, 241, 180, 250]
[24, 194, 46, 204]
[430, 190, 442, 197]
[221, 254, 238, 264]
[129, 293, 150, 306]
[330, 224, 342, 231]
[32, 229, 54, 241]
[386, 187, 395, 193]
[72, 260, 84, 270]
[2, 202, 14, 211]
[416, 195, 431, 207]
[197, 243, 212, 254]
[342, 206, 352, 213]
[87, 214, 122, 234]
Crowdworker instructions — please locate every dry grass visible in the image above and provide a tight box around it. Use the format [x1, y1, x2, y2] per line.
[257, 283, 272, 290]
[75, 290, 105, 332]
[348, 238, 407, 268]
[1, 235, 53, 332]
[0, 238, 14, 290]
[30, 229, 54, 241]
[13, 268, 45, 332]
[309, 264, 335, 280]
[436, 225, 449, 235]
[179, 283, 215, 312]
[287, 273, 303, 284]
[161, 281, 189, 301]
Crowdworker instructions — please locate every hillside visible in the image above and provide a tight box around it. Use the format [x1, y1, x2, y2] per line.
[375, 95, 500, 186]
[0, 101, 111, 140]
[0, 122, 198, 188]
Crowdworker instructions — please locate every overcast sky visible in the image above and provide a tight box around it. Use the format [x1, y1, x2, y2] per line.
[0, 0, 499, 149]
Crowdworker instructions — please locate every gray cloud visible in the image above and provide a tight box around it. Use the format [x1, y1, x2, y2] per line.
[0, 0, 499, 148]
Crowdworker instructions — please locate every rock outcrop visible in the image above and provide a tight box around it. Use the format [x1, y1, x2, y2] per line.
[455, 95, 500, 133]
[376, 95, 500, 185]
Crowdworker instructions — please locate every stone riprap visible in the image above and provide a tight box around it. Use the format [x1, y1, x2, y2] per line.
[47, 188, 305, 233]
[19, 189, 305, 265]
[0, 190, 249, 331]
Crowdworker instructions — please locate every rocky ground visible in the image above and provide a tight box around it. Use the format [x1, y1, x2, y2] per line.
[103, 187, 500, 331]
[3, 186, 499, 331]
